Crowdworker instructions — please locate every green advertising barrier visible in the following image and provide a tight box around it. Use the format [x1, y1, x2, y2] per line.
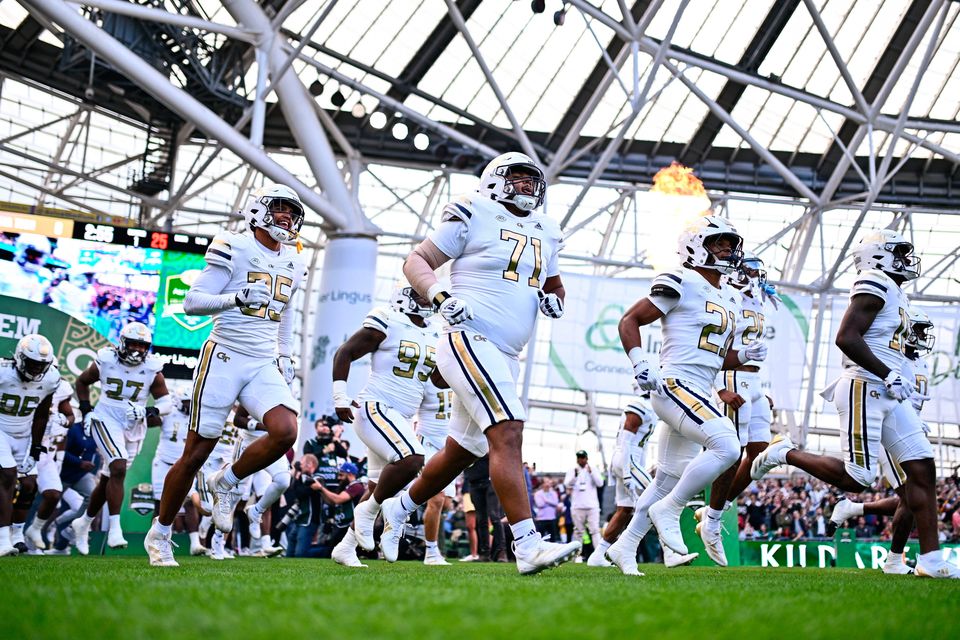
[0, 295, 159, 535]
[679, 490, 741, 566]
[738, 536, 960, 569]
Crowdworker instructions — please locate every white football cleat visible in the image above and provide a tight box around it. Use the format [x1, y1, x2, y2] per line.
[352, 498, 380, 552]
[586, 548, 613, 567]
[144, 520, 179, 567]
[663, 546, 698, 568]
[424, 551, 451, 566]
[332, 533, 368, 568]
[882, 552, 913, 575]
[257, 537, 285, 558]
[699, 523, 728, 567]
[648, 500, 688, 555]
[750, 433, 794, 480]
[44, 548, 70, 556]
[514, 533, 581, 575]
[190, 540, 208, 556]
[72, 517, 92, 556]
[827, 498, 861, 535]
[107, 527, 128, 549]
[207, 469, 241, 533]
[693, 506, 706, 523]
[0, 543, 18, 557]
[915, 559, 960, 579]
[25, 522, 46, 550]
[208, 533, 227, 560]
[604, 535, 643, 576]
[379, 496, 407, 562]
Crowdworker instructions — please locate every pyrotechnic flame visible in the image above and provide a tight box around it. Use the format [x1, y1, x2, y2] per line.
[651, 162, 706, 198]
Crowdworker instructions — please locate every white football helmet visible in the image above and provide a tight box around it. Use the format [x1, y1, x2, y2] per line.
[14, 334, 55, 382]
[15, 234, 52, 273]
[852, 229, 920, 280]
[730, 250, 767, 289]
[242, 184, 305, 244]
[390, 283, 432, 318]
[477, 152, 546, 212]
[117, 321, 152, 366]
[677, 215, 743, 275]
[905, 306, 935, 354]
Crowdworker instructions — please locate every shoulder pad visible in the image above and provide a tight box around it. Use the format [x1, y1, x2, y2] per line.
[650, 271, 683, 297]
[144, 354, 165, 374]
[441, 195, 475, 224]
[42, 364, 62, 391]
[362, 307, 391, 334]
[95, 347, 117, 368]
[851, 270, 891, 298]
[206, 230, 244, 269]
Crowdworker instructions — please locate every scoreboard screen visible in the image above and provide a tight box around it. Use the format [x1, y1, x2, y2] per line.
[0, 211, 215, 357]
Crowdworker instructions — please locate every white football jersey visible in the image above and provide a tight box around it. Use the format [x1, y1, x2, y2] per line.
[621, 399, 657, 470]
[841, 269, 910, 384]
[648, 268, 741, 394]
[905, 356, 930, 414]
[155, 404, 190, 463]
[429, 193, 564, 356]
[91, 347, 163, 441]
[0, 360, 61, 436]
[731, 289, 767, 354]
[416, 377, 454, 443]
[357, 307, 439, 419]
[202, 230, 307, 359]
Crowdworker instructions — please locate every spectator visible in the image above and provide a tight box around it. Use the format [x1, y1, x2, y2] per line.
[303, 416, 348, 459]
[533, 478, 560, 541]
[563, 450, 603, 553]
[317, 462, 365, 547]
[290, 454, 325, 557]
[49, 420, 100, 553]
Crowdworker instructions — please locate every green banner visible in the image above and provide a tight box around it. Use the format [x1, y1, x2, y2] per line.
[152, 250, 212, 350]
[738, 537, 960, 569]
[0, 295, 158, 533]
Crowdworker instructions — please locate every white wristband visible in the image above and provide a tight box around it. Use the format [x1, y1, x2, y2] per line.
[332, 380, 347, 396]
[737, 349, 748, 364]
[627, 347, 646, 368]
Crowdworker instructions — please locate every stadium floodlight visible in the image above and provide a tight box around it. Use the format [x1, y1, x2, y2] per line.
[369, 111, 387, 129]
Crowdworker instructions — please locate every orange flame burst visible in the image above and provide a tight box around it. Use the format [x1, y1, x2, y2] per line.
[651, 161, 706, 197]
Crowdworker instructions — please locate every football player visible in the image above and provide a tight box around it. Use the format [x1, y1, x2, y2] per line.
[234, 405, 288, 557]
[827, 305, 935, 574]
[587, 397, 698, 568]
[606, 215, 766, 576]
[416, 371, 456, 565]
[22, 375, 75, 551]
[752, 230, 957, 578]
[0, 234, 53, 303]
[152, 391, 206, 556]
[192, 407, 242, 558]
[380, 152, 581, 575]
[72, 321, 172, 553]
[693, 251, 775, 566]
[329, 284, 438, 568]
[0, 334, 60, 556]
[145, 184, 307, 567]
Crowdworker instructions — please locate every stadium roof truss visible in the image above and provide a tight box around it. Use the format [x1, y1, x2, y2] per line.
[2, 0, 960, 294]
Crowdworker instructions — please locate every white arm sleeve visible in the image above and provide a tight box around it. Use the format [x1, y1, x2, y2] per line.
[183, 264, 235, 315]
[278, 301, 294, 357]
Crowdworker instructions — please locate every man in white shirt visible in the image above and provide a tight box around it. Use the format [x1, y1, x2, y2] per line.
[563, 450, 603, 555]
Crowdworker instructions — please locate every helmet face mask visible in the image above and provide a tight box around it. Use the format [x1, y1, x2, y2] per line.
[244, 185, 305, 245]
[390, 284, 433, 319]
[478, 153, 546, 212]
[14, 334, 55, 382]
[732, 253, 767, 290]
[117, 322, 153, 366]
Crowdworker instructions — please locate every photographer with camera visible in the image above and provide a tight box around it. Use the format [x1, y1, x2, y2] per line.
[303, 416, 348, 460]
[289, 453, 325, 557]
[563, 450, 603, 558]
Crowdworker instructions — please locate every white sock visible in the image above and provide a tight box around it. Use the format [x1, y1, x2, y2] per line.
[256, 476, 287, 513]
[848, 502, 864, 517]
[340, 528, 358, 549]
[0, 526, 9, 545]
[425, 540, 439, 553]
[511, 518, 537, 550]
[189, 531, 200, 546]
[667, 448, 735, 510]
[11, 523, 23, 535]
[885, 551, 904, 564]
[108, 514, 121, 531]
[213, 530, 224, 543]
[723, 500, 733, 512]
[31, 516, 48, 529]
[626, 475, 677, 540]
[597, 538, 612, 552]
[220, 465, 241, 489]
[398, 491, 420, 514]
[363, 496, 381, 512]
[79, 512, 94, 525]
[154, 520, 172, 536]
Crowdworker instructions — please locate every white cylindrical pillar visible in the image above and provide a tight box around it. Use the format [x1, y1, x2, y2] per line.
[299, 235, 378, 454]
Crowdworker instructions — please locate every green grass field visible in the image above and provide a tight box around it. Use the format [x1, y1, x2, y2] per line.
[1, 557, 956, 639]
